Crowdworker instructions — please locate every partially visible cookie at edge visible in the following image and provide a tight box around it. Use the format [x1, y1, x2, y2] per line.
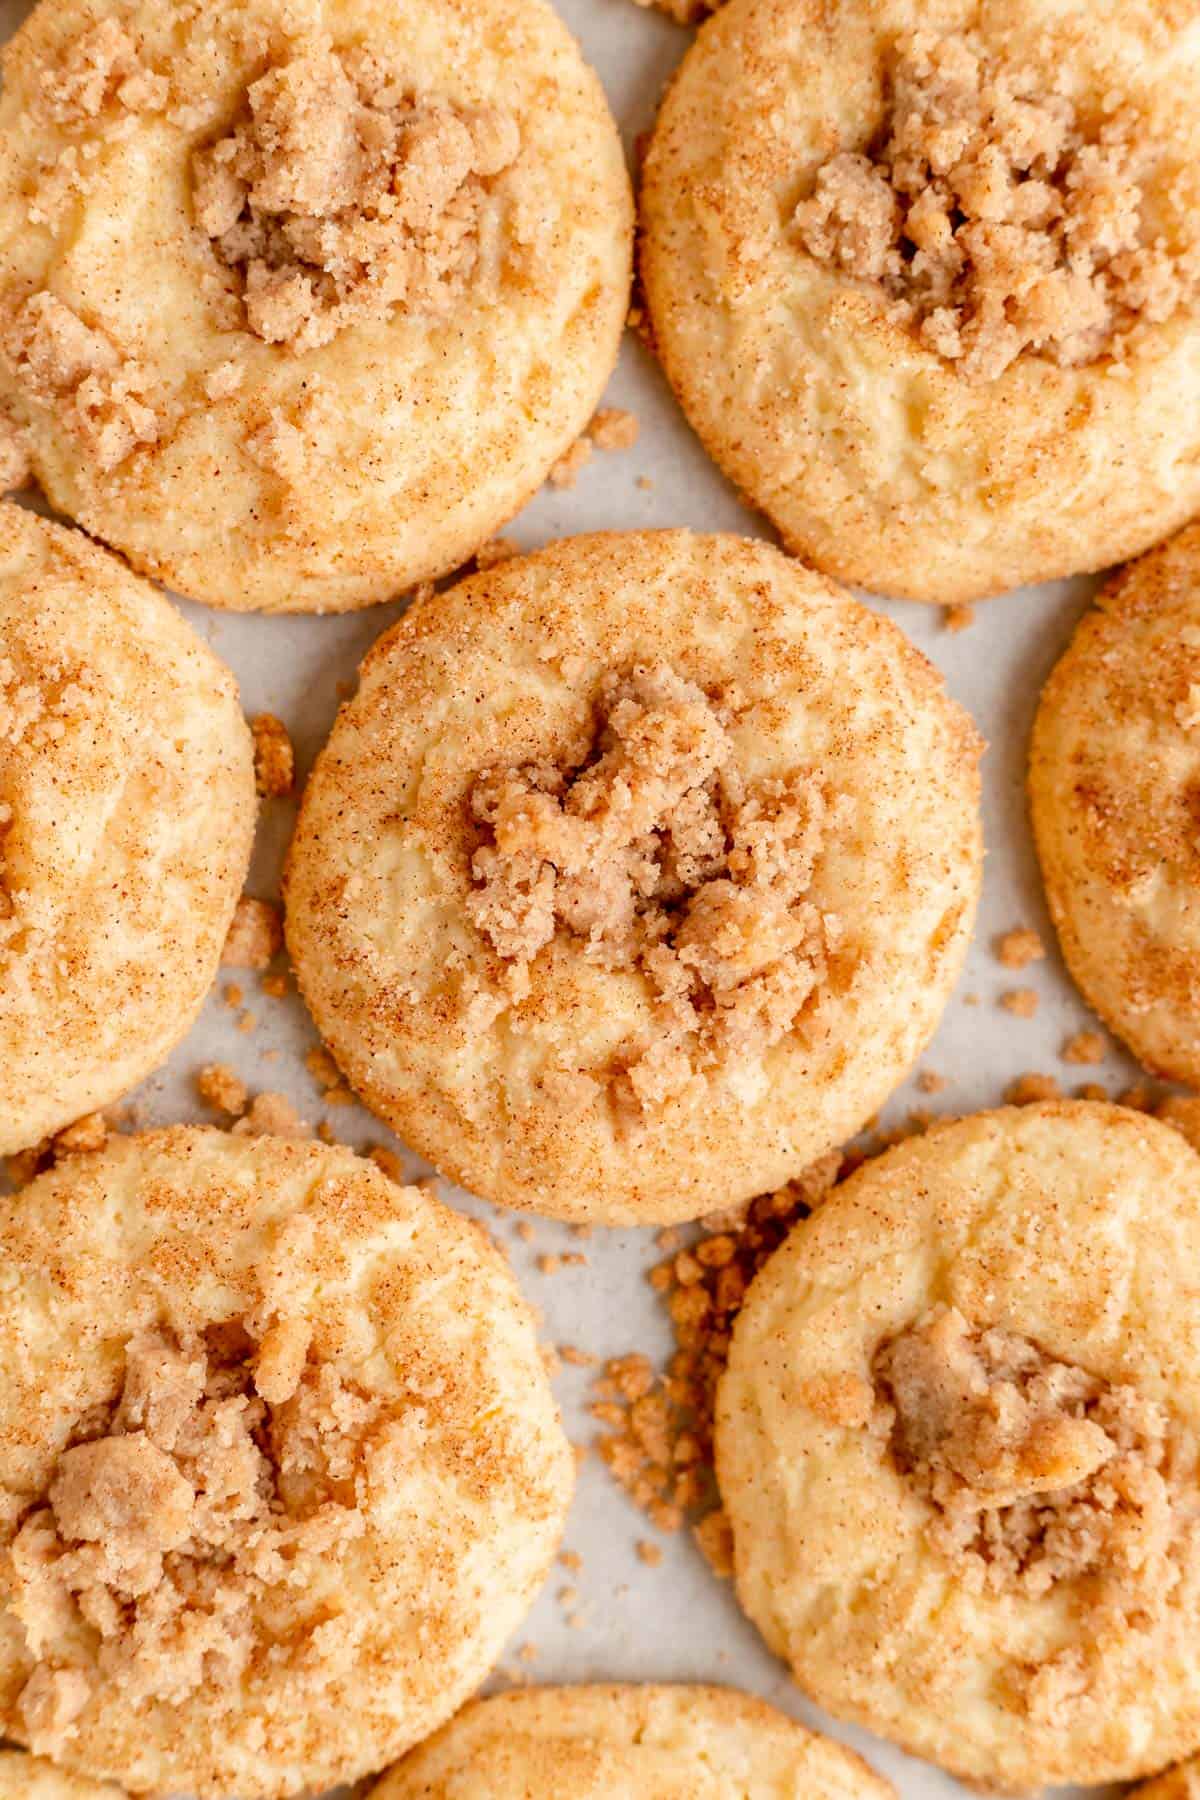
[373, 1683, 896, 1797]
[284, 529, 982, 1226]
[0, 0, 632, 611]
[1030, 521, 1200, 1085]
[0, 1756, 124, 1800]
[0, 500, 255, 1155]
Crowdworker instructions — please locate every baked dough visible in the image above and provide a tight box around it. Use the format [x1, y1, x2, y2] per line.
[1135, 1760, 1200, 1800]
[0, 1756, 123, 1800]
[716, 1100, 1200, 1789]
[284, 530, 982, 1225]
[0, 0, 631, 613]
[0, 1127, 573, 1797]
[0, 502, 254, 1155]
[640, 0, 1200, 605]
[374, 1683, 894, 1797]
[1030, 523, 1200, 1084]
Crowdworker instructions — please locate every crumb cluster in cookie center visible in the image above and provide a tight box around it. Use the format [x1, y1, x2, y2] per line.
[192, 34, 522, 353]
[467, 660, 851, 1111]
[874, 1305, 1191, 1605]
[5, 1306, 385, 1754]
[794, 30, 1200, 382]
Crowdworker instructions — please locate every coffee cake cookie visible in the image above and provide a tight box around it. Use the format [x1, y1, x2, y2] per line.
[285, 530, 982, 1225]
[717, 1101, 1200, 1789]
[1031, 523, 1200, 1084]
[641, 0, 1200, 604]
[375, 1684, 894, 1797]
[0, 1758, 123, 1800]
[0, 0, 631, 612]
[0, 1128, 573, 1797]
[0, 502, 254, 1155]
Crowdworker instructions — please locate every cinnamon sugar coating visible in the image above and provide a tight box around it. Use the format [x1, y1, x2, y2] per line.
[1031, 521, 1200, 1085]
[0, 503, 254, 1156]
[0, 1129, 572, 1797]
[641, 0, 1200, 604]
[285, 531, 982, 1225]
[0, 0, 631, 612]
[376, 1684, 895, 1798]
[717, 1102, 1200, 1788]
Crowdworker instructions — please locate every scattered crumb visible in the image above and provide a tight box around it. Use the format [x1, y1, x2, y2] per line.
[592, 1152, 845, 1546]
[1001, 988, 1039, 1018]
[223, 983, 244, 1008]
[250, 714, 294, 798]
[515, 1221, 536, 1243]
[260, 972, 289, 1000]
[558, 1345, 596, 1368]
[236, 1010, 257, 1035]
[1118, 1084, 1156, 1113]
[1076, 1082, 1108, 1102]
[221, 897, 283, 970]
[52, 1113, 108, 1157]
[943, 603, 975, 633]
[588, 407, 639, 452]
[547, 436, 592, 489]
[636, 1540, 663, 1567]
[1005, 1072, 1062, 1105]
[636, 474, 654, 492]
[1062, 1029, 1106, 1066]
[368, 1145, 405, 1183]
[692, 1508, 735, 1579]
[537, 1254, 561, 1276]
[229, 1092, 311, 1138]
[195, 1064, 247, 1117]
[517, 1643, 538, 1664]
[558, 1549, 582, 1573]
[916, 1070, 947, 1095]
[474, 536, 519, 571]
[996, 927, 1045, 970]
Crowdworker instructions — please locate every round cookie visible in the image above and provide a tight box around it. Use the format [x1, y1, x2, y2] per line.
[0, 0, 631, 613]
[716, 1100, 1200, 1789]
[284, 530, 982, 1226]
[0, 1128, 573, 1798]
[641, 0, 1200, 605]
[1030, 523, 1200, 1085]
[0, 502, 254, 1155]
[374, 1683, 895, 1797]
[0, 1758, 123, 1800]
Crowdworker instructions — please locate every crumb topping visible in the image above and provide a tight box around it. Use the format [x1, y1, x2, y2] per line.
[0, 293, 159, 473]
[875, 1306, 1193, 1602]
[466, 662, 849, 1109]
[192, 36, 522, 353]
[794, 31, 1200, 381]
[5, 1321, 386, 1753]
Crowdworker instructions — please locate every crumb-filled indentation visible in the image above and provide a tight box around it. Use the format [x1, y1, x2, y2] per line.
[4, 1313, 390, 1753]
[467, 661, 850, 1112]
[793, 31, 1200, 382]
[192, 36, 522, 353]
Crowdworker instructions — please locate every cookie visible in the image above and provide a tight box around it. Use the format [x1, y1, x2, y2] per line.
[0, 1128, 573, 1797]
[284, 530, 982, 1225]
[0, 1758, 123, 1800]
[1030, 523, 1200, 1084]
[716, 1100, 1200, 1789]
[0, 0, 631, 613]
[640, 0, 1200, 604]
[1135, 1762, 1200, 1800]
[0, 502, 254, 1155]
[374, 1683, 894, 1797]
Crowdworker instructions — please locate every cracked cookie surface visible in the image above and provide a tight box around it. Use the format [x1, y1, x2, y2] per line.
[284, 530, 982, 1225]
[0, 501, 254, 1155]
[0, 1128, 573, 1798]
[0, 0, 631, 611]
[1031, 522, 1200, 1085]
[717, 1101, 1200, 1788]
[641, 0, 1200, 604]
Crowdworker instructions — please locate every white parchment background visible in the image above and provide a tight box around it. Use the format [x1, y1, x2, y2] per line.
[0, 0, 1147, 1792]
